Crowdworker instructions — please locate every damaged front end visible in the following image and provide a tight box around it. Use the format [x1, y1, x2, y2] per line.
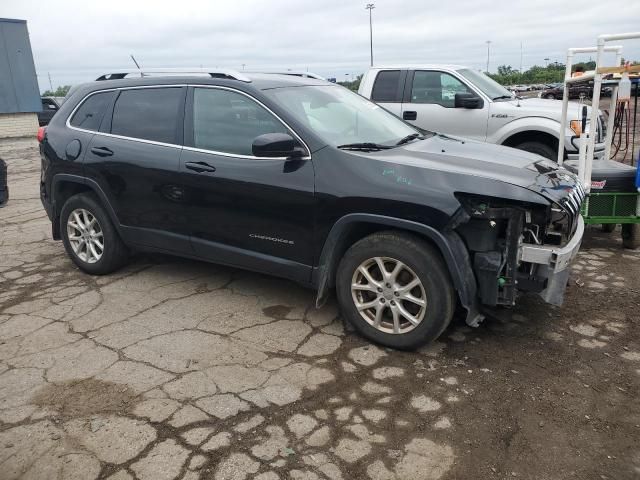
[453, 177, 585, 309]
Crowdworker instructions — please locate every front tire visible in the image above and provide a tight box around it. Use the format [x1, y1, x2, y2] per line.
[513, 141, 556, 161]
[336, 231, 455, 350]
[60, 193, 129, 274]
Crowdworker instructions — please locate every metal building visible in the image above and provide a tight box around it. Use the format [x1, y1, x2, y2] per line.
[0, 18, 41, 138]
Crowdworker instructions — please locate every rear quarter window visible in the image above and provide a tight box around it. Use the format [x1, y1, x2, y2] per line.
[371, 70, 402, 102]
[69, 91, 115, 131]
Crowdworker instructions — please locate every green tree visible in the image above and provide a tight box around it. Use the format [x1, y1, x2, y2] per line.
[42, 85, 72, 97]
[338, 74, 363, 92]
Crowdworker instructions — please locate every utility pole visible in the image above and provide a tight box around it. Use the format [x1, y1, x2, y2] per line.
[485, 40, 492, 73]
[544, 57, 550, 67]
[366, 4, 375, 67]
[520, 42, 523, 73]
[241, 63, 246, 71]
[47, 72, 53, 92]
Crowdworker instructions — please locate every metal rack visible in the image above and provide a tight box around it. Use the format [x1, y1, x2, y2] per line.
[557, 33, 640, 246]
[95, 68, 252, 82]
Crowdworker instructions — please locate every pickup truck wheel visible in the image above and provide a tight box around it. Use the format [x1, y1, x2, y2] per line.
[336, 231, 454, 350]
[513, 141, 556, 161]
[60, 193, 129, 274]
[545, 94, 555, 99]
[622, 224, 640, 249]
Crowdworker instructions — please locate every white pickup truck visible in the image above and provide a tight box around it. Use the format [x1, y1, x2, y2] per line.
[358, 65, 606, 161]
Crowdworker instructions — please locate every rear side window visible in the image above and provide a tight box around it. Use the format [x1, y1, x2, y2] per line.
[111, 88, 183, 144]
[371, 70, 401, 102]
[69, 91, 114, 131]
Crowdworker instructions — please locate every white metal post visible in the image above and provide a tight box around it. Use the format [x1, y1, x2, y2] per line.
[584, 39, 605, 191]
[557, 53, 573, 165]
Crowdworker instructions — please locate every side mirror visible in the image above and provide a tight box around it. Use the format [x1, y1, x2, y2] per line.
[252, 133, 303, 158]
[454, 93, 484, 109]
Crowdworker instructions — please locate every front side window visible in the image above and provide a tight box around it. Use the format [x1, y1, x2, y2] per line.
[410, 71, 472, 107]
[264, 85, 420, 147]
[456, 68, 513, 101]
[192, 88, 289, 156]
[69, 91, 115, 131]
[111, 88, 183, 144]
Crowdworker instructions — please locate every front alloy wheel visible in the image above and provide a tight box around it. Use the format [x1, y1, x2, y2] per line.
[351, 257, 427, 334]
[336, 231, 454, 350]
[67, 208, 104, 263]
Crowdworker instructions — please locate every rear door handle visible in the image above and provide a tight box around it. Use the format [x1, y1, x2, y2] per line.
[403, 111, 417, 121]
[185, 161, 216, 173]
[90, 146, 113, 157]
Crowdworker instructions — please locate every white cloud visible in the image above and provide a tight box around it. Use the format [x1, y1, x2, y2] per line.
[3, 0, 639, 90]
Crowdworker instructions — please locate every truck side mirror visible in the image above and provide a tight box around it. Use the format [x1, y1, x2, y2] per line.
[454, 93, 484, 109]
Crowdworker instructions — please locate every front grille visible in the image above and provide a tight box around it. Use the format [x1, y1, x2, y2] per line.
[558, 181, 586, 236]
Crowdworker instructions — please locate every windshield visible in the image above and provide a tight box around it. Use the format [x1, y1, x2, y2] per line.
[456, 68, 514, 100]
[264, 85, 421, 147]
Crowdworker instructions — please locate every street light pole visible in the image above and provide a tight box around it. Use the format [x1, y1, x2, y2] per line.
[485, 40, 492, 73]
[366, 4, 375, 67]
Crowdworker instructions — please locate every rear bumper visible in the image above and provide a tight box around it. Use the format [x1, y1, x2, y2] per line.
[519, 215, 584, 304]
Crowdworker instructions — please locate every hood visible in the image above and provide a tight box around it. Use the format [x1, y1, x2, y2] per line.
[499, 97, 595, 123]
[375, 134, 580, 205]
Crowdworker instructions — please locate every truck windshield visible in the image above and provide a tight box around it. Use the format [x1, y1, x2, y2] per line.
[457, 68, 514, 101]
[264, 85, 421, 147]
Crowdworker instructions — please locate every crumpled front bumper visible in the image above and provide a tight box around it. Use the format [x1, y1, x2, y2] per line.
[519, 215, 585, 305]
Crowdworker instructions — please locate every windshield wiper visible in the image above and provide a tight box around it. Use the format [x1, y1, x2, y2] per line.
[395, 133, 423, 146]
[492, 95, 514, 101]
[337, 142, 393, 151]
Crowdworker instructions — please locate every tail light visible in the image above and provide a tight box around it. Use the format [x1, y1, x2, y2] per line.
[37, 126, 46, 143]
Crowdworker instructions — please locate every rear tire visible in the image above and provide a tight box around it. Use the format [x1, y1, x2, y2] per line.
[545, 94, 555, 100]
[513, 141, 556, 161]
[622, 224, 640, 250]
[336, 231, 455, 350]
[60, 193, 129, 274]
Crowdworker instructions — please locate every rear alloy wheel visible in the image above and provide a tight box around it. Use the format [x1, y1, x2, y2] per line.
[336, 231, 454, 350]
[61, 193, 129, 274]
[67, 208, 104, 264]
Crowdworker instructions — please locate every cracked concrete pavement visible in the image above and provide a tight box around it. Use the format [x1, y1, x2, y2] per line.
[1, 138, 639, 479]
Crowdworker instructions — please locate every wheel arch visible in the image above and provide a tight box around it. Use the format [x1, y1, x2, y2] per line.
[501, 129, 559, 152]
[313, 213, 482, 324]
[51, 174, 121, 240]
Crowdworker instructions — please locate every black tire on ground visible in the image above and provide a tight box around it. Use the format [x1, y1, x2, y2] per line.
[601, 223, 616, 233]
[60, 193, 129, 274]
[335, 231, 455, 350]
[621, 223, 640, 250]
[513, 141, 556, 161]
[545, 94, 555, 99]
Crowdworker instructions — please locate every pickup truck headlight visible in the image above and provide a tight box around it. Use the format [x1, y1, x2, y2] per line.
[569, 120, 583, 136]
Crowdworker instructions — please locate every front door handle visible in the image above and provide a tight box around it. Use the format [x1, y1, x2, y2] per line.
[403, 111, 417, 121]
[185, 161, 216, 173]
[90, 146, 113, 157]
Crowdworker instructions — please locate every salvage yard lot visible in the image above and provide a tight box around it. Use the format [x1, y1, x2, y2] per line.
[1, 138, 639, 480]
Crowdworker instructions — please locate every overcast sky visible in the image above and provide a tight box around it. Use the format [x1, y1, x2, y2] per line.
[3, 0, 640, 91]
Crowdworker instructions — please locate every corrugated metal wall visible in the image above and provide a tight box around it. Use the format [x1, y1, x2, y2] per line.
[0, 18, 41, 114]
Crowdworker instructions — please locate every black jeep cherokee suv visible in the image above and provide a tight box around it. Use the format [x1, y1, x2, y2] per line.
[39, 69, 585, 349]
